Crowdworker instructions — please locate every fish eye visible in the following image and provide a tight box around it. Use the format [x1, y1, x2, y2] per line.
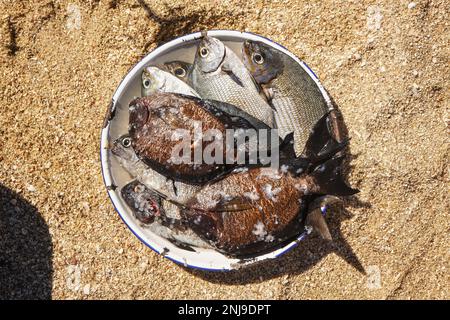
[121, 137, 132, 148]
[174, 67, 186, 78]
[252, 53, 264, 65]
[143, 79, 151, 88]
[199, 47, 209, 58]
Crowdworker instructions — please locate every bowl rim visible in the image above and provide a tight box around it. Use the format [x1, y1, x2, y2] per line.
[100, 30, 333, 271]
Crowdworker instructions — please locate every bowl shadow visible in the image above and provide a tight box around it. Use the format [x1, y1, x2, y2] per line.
[0, 183, 53, 299]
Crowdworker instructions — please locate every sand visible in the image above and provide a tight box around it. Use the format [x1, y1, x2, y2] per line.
[0, 0, 448, 299]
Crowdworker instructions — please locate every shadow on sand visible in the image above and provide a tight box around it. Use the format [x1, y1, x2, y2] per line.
[136, 0, 244, 51]
[0, 183, 53, 299]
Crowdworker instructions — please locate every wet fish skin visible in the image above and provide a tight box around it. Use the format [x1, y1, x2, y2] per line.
[242, 40, 330, 155]
[121, 179, 163, 224]
[180, 113, 359, 256]
[190, 34, 275, 127]
[182, 167, 307, 255]
[305, 195, 341, 241]
[182, 155, 357, 256]
[128, 92, 285, 185]
[141, 66, 199, 97]
[121, 180, 211, 249]
[111, 135, 200, 204]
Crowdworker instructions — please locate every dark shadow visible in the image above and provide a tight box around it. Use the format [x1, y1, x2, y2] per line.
[0, 183, 53, 299]
[135, 0, 243, 51]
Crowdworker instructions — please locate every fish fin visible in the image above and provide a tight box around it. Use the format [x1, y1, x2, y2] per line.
[214, 197, 253, 212]
[221, 62, 244, 87]
[279, 132, 297, 159]
[301, 112, 348, 164]
[262, 85, 275, 101]
[306, 208, 332, 240]
[167, 238, 196, 252]
[310, 156, 359, 196]
[309, 195, 342, 209]
[202, 99, 272, 131]
[202, 99, 270, 131]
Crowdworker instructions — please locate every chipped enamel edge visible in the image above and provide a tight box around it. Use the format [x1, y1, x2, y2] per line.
[100, 30, 331, 271]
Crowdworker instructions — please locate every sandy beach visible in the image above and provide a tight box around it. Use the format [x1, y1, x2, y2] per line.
[0, 0, 448, 299]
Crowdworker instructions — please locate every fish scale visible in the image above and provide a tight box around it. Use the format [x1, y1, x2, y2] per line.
[271, 58, 329, 155]
[194, 70, 274, 127]
[111, 138, 201, 204]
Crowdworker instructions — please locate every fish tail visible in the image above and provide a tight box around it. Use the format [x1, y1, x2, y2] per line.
[310, 155, 359, 196]
[306, 208, 332, 240]
[282, 112, 349, 175]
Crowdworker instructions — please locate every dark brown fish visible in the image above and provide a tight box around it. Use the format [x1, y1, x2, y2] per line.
[181, 160, 356, 256]
[178, 114, 358, 256]
[128, 92, 293, 185]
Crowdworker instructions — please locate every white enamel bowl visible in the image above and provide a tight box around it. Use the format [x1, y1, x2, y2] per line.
[100, 30, 333, 271]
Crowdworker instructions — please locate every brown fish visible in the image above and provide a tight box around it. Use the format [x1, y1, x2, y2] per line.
[122, 111, 357, 256]
[128, 92, 293, 185]
[177, 113, 358, 256]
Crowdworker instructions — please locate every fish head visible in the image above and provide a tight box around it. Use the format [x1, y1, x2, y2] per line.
[111, 134, 136, 162]
[242, 40, 283, 84]
[194, 35, 225, 73]
[121, 180, 163, 224]
[141, 66, 166, 97]
[162, 61, 192, 82]
[129, 98, 150, 133]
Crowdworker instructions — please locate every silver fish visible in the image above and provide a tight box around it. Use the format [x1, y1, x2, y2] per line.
[190, 33, 275, 127]
[242, 40, 330, 155]
[111, 135, 200, 204]
[141, 66, 199, 97]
